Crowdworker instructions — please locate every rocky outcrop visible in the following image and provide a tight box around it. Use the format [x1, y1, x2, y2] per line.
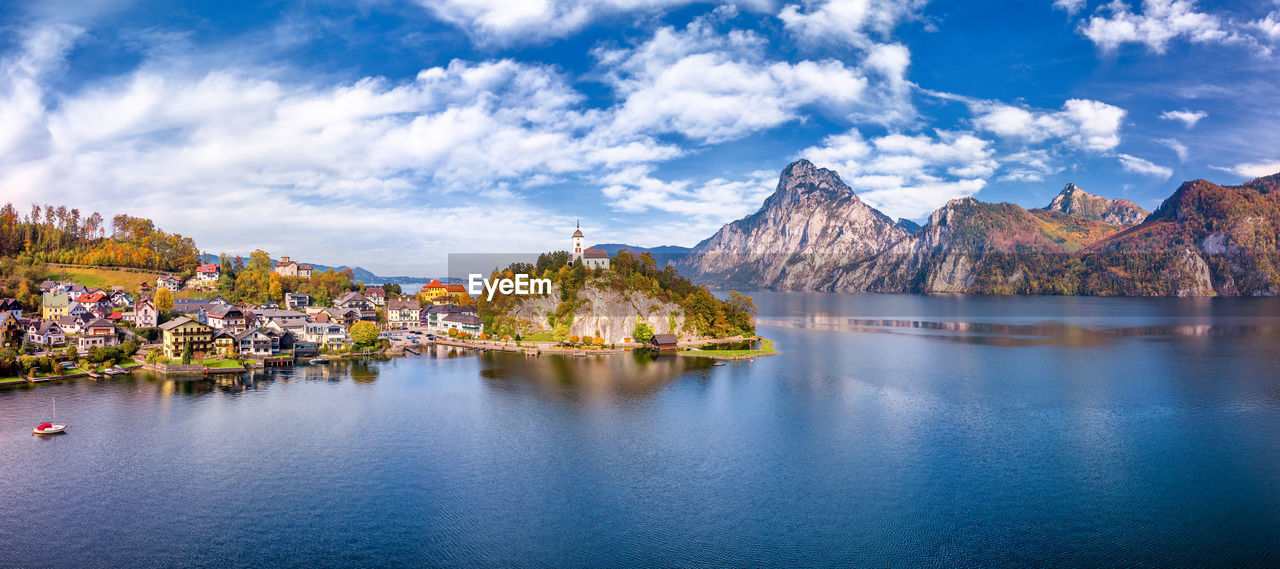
[503, 283, 688, 344]
[1044, 183, 1148, 225]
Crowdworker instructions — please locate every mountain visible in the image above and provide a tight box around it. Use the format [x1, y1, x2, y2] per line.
[1043, 183, 1148, 225]
[591, 244, 692, 256]
[1088, 174, 1280, 295]
[678, 159, 912, 290]
[896, 218, 922, 233]
[679, 160, 1280, 296]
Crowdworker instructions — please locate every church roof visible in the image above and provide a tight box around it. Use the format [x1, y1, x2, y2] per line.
[572, 228, 584, 238]
[583, 247, 608, 259]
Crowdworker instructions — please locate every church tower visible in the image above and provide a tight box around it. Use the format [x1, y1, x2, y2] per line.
[571, 221, 585, 263]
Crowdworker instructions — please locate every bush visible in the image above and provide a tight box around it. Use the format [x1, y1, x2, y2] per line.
[145, 348, 162, 364]
[568, 335, 580, 344]
[632, 322, 654, 343]
[121, 340, 139, 357]
[593, 336, 605, 345]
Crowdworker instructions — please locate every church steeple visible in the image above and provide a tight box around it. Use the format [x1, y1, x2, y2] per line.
[570, 221, 585, 261]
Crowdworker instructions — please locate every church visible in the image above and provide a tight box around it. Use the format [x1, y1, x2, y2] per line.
[570, 222, 610, 270]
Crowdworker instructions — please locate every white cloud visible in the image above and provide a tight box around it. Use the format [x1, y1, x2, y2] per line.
[413, 0, 702, 44]
[595, 19, 882, 142]
[598, 166, 779, 229]
[1079, 0, 1228, 53]
[999, 149, 1064, 182]
[1053, 0, 1087, 16]
[1116, 153, 1173, 178]
[799, 128, 995, 218]
[1212, 160, 1280, 179]
[1155, 137, 1189, 161]
[0, 24, 83, 160]
[1159, 108, 1207, 128]
[778, 0, 927, 47]
[971, 98, 1126, 152]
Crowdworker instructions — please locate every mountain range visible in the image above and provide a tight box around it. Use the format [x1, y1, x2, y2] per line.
[671, 159, 1280, 297]
[198, 254, 442, 285]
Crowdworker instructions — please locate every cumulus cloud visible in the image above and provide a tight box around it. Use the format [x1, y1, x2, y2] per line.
[998, 149, 1064, 182]
[1079, 0, 1228, 53]
[413, 0, 702, 44]
[970, 98, 1126, 152]
[599, 166, 778, 220]
[799, 128, 995, 218]
[778, 0, 927, 47]
[1116, 153, 1173, 178]
[594, 18, 897, 142]
[1159, 108, 1207, 128]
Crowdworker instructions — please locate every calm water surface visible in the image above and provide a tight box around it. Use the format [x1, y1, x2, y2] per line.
[3, 294, 1280, 568]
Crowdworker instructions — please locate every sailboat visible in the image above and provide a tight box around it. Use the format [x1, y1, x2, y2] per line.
[32, 398, 69, 435]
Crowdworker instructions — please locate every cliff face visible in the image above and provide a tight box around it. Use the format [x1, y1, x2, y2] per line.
[679, 160, 913, 291]
[1044, 183, 1149, 225]
[503, 283, 688, 344]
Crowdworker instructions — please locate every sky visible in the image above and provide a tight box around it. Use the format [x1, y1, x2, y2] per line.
[2, 0, 1279, 276]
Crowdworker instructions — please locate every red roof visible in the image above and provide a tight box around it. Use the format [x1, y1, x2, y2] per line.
[444, 284, 467, 292]
[425, 279, 445, 288]
[197, 263, 220, 273]
[107, 312, 123, 320]
[76, 292, 107, 303]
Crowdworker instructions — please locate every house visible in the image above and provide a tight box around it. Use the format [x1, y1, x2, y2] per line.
[421, 279, 449, 302]
[364, 287, 386, 307]
[273, 255, 312, 278]
[157, 275, 181, 291]
[42, 291, 69, 320]
[444, 284, 472, 303]
[235, 328, 273, 356]
[441, 313, 483, 336]
[110, 290, 133, 308]
[77, 318, 120, 351]
[66, 302, 89, 318]
[212, 329, 238, 357]
[25, 321, 66, 347]
[386, 298, 421, 328]
[0, 313, 20, 347]
[138, 280, 152, 293]
[582, 248, 610, 270]
[266, 328, 293, 353]
[303, 322, 350, 350]
[253, 308, 308, 333]
[159, 317, 214, 359]
[58, 313, 93, 335]
[195, 263, 220, 285]
[205, 306, 250, 334]
[284, 293, 310, 310]
[39, 280, 57, 293]
[134, 298, 158, 328]
[75, 292, 111, 314]
[334, 291, 375, 320]
[649, 334, 678, 352]
[422, 304, 478, 332]
[0, 298, 22, 318]
[209, 295, 230, 305]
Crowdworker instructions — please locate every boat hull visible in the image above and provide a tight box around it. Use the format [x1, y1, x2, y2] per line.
[33, 424, 68, 435]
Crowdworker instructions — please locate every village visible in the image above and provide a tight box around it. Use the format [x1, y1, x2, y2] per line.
[0, 225, 764, 386]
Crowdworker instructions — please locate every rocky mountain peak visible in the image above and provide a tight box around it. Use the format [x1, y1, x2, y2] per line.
[1045, 183, 1148, 225]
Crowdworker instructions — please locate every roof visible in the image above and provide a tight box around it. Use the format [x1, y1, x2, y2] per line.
[206, 306, 244, 319]
[76, 292, 107, 303]
[335, 291, 369, 304]
[235, 327, 268, 341]
[42, 292, 69, 307]
[442, 313, 482, 325]
[651, 334, 678, 345]
[444, 284, 468, 292]
[197, 263, 220, 273]
[387, 298, 419, 310]
[425, 304, 476, 314]
[255, 308, 307, 320]
[157, 275, 179, 282]
[85, 318, 115, 329]
[572, 228, 584, 238]
[33, 321, 63, 334]
[158, 317, 200, 331]
[364, 287, 385, 296]
[0, 298, 21, 310]
[583, 247, 608, 259]
[424, 279, 445, 288]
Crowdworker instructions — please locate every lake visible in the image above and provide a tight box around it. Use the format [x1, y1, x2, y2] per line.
[3, 293, 1280, 568]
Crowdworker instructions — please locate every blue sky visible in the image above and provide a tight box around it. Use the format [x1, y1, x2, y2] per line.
[3, 0, 1279, 275]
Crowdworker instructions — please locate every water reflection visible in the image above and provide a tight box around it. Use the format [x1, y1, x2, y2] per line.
[478, 350, 716, 402]
[759, 315, 1280, 347]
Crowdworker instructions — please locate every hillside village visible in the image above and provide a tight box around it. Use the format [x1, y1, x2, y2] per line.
[1, 256, 484, 381]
